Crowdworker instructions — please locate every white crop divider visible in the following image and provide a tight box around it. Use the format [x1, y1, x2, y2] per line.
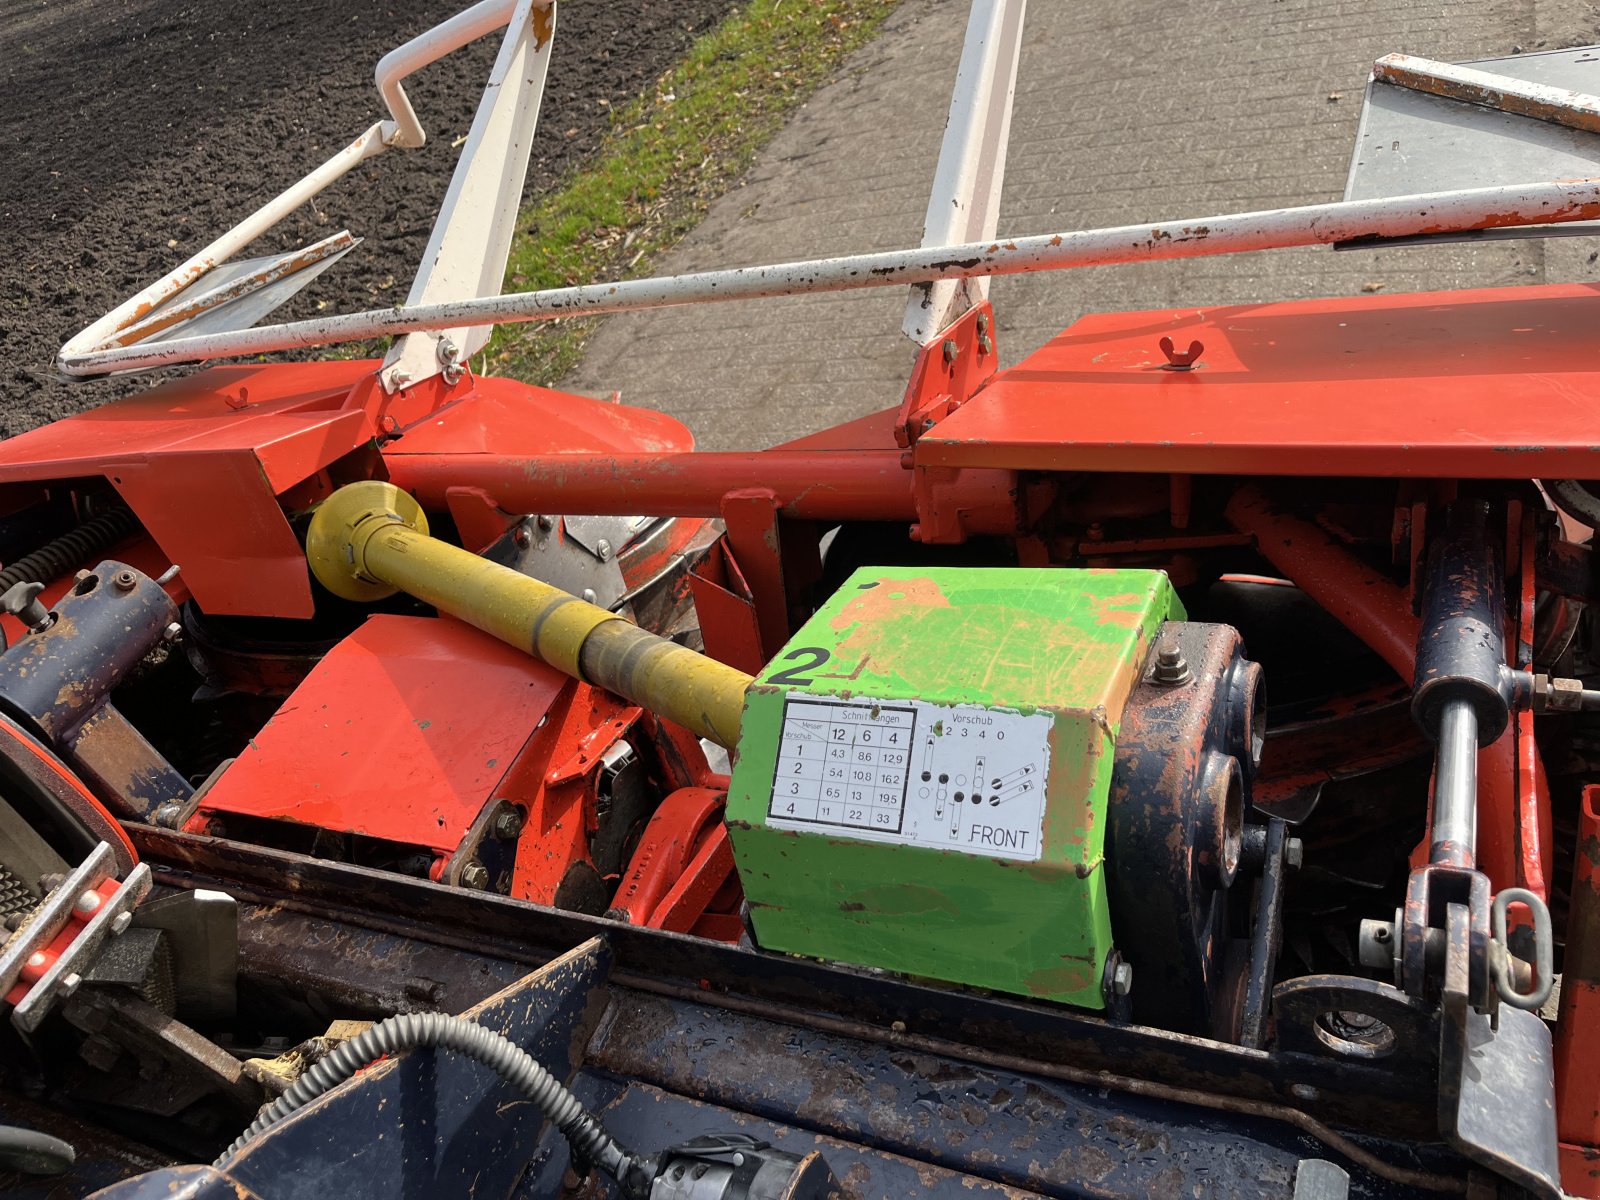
[381, 0, 558, 392]
[903, 0, 1028, 346]
[57, 0, 525, 370]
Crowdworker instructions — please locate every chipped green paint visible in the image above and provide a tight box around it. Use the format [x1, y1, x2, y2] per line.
[726, 566, 1181, 1009]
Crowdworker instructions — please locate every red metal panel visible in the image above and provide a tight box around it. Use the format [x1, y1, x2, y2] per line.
[1557, 785, 1600, 1185]
[195, 614, 567, 852]
[0, 363, 375, 619]
[918, 283, 1600, 478]
[383, 374, 695, 458]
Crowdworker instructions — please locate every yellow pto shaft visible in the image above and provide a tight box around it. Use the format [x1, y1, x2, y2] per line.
[306, 481, 752, 747]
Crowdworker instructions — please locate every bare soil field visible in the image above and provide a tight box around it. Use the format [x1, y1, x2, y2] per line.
[0, 0, 737, 433]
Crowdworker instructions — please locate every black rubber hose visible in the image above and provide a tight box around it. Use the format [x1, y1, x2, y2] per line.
[0, 506, 139, 595]
[1543, 480, 1600, 529]
[215, 1012, 651, 1194]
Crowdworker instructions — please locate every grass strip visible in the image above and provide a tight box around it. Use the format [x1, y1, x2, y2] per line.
[488, 0, 902, 385]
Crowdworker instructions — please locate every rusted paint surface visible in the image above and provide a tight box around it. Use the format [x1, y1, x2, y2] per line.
[1107, 622, 1260, 1037]
[105, 232, 359, 349]
[1375, 52, 1600, 136]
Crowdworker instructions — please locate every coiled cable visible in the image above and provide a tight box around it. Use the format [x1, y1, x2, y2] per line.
[215, 1012, 651, 1194]
[0, 506, 139, 595]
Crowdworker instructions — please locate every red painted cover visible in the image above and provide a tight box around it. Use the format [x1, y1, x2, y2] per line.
[919, 282, 1600, 478]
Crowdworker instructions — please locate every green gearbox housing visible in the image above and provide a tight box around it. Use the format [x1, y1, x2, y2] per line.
[725, 566, 1183, 1009]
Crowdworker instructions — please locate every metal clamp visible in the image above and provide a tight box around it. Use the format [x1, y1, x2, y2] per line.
[1490, 887, 1554, 1012]
[0, 842, 153, 1032]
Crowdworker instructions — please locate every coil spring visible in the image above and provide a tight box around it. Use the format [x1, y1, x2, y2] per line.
[215, 1012, 649, 1193]
[0, 506, 140, 595]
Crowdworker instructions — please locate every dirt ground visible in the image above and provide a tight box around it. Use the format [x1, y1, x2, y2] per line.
[0, 0, 737, 436]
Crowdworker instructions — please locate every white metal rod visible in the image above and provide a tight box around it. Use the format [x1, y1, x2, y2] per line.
[375, 0, 527, 149]
[58, 177, 1600, 377]
[1375, 52, 1600, 136]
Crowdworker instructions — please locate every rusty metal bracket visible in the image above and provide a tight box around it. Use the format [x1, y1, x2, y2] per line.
[895, 301, 1000, 448]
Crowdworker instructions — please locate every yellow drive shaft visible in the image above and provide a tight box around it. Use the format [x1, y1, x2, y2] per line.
[306, 481, 752, 747]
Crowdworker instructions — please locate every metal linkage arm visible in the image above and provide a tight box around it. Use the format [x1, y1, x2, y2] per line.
[59, 177, 1600, 377]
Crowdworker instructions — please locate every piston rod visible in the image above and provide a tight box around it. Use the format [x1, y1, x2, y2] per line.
[1431, 698, 1480, 867]
[305, 482, 752, 747]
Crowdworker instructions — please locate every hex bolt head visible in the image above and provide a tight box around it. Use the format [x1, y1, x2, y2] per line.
[942, 339, 959, 365]
[491, 805, 524, 841]
[162, 622, 183, 642]
[1112, 961, 1134, 996]
[460, 861, 490, 890]
[110, 911, 133, 936]
[512, 525, 532, 549]
[1285, 838, 1304, 869]
[1152, 645, 1192, 686]
[59, 972, 82, 999]
[596, 538, 613, 562]
[536, 514, 556, 531]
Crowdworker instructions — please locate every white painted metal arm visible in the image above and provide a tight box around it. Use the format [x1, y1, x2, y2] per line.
[58, 177, 1600, 377]
[376, 0, 524, 149]
[381, 0, 557, 392]
[904, 0, 1027, 344]
[57, 0, 532, 370]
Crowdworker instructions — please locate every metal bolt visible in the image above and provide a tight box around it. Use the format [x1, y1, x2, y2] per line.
[38, 873, 65, 893]
[512, 524, 531, 548]
[491, 805, 524, 841]
[162, 622, 182, 642]
[1112, 961, 1134, 996]
[151, 801, 184, 828]
[111, 911, 133, 936]
[942, 339, 959, 365]
[74, 891, 103, 915]
[460, 861, 490, 890]
[388, 368, 413, 390]
[1152, 646, 1192, 686]
[113, 569, 137, 592]
[1285, 837, 1304, 869]
[978, 334, 994, 354]
[581, 588, 598, 604]
[59, 972, 82, 999]
[596, 538, 613, 562]
[536, 514, 555, 531]
[976, 313, 990, 335]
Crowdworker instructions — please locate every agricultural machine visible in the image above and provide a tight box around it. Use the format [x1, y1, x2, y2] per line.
[7, 0, 1600, 1195]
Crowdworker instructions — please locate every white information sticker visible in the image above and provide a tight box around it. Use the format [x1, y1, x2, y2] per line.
[766, 694, 1053, 861]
